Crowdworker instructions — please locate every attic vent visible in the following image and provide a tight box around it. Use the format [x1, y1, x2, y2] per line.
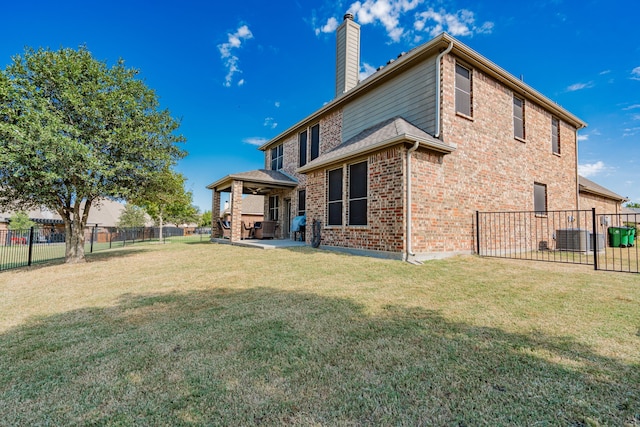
[386, 58, 395, 65]
[377, 66, 384, 71]
[397, 52, 406, 58]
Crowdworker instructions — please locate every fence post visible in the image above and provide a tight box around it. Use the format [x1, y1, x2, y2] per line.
[90, 224, 96, 253]
[27, 227, 34, 266]
[592, 208, 598, 271]
[475, 210, 480, 255]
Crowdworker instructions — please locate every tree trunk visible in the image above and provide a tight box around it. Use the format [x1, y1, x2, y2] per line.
[159, 214, 164, 243]
[64, 219, 86, 263]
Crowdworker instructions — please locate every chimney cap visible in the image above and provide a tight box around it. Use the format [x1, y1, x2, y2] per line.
[343, 13, 354, 21]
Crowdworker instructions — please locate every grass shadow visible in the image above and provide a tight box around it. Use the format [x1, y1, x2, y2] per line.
[0, 287, 638, 425]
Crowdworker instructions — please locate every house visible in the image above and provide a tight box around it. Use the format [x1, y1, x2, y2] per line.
[578, 175, 627, 215]
[208, 14, 586, 261]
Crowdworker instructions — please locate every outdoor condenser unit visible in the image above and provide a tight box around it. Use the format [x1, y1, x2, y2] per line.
[556, 229, 604, 252]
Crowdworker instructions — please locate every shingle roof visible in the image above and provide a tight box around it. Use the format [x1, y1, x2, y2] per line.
[578, 175, 628, 202]
[297, 116, 455, 173]
[206, 169, 298, 193]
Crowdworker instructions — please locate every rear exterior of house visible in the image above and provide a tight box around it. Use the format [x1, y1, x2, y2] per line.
[210, 15, 585, 261]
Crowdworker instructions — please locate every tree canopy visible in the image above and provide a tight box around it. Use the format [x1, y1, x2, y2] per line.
[0, 46, 185, 262]
[117, 204, 147, 229]
[8, 211, 35, 231]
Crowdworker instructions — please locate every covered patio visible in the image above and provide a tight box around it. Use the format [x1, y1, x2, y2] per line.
[206, 169, 298, 243]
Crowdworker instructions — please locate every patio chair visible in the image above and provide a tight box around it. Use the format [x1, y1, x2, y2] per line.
[241, 221, 254, 239]
[253, 220, 276, 239]
[216, 219, 231, 239]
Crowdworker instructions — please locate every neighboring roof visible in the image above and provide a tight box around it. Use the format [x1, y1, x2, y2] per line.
[206, 169, 298, 194]
[222, 194, 264, 215]
[578, 175, 628, 202]
[259, 32, 586, 152]
[298, 116, 456, 173]
[621, 206, 640, 215]
[0, 199, 146, 227]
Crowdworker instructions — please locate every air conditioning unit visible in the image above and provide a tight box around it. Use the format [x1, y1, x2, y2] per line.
[556, 229, 604, 252]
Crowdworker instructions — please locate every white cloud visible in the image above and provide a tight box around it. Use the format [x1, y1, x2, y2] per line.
[578, 161, 606, 177]
[623, 126, 640, 137]
[317, 1, 491, 42]
[315, 17, 339, 35]
[359, 62, 378, 80]
[577, 134, 589, 142]
[631, 66, 640, 81]
[243, 137, 268, 146]
[599, 70, 611, 75]
[218, 25, 253, 87]
[623, 104, 640, 110]
[566, 81, 594, 92]
[264, 117, 278, 129]
[274, 101, 281, 108]
[414, 8, 493, 38]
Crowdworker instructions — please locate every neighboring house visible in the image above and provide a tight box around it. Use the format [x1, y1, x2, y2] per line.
[0, 199, 150, 231]
[220, 194, 265, 225]
[208, 15, 586, 261]
[578, 175, 627, 214]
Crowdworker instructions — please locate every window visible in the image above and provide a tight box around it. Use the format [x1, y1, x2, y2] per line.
[327, 168, 343, 225]
[298, 190, 306, 217]
[534, 183, 547, 214]
[348, 161, 367, 225]
[513, 95, 525, 140]
[455, 63, 472, 116]
[269, 195, 279, 221]
[270, 144, 283, 170]
[551, 117, 560, 154]
[299, 130, 308, 167]
[310, 124, 320, 161]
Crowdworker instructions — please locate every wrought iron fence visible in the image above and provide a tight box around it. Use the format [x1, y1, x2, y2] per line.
[476, 209, 639, 273]
[0, 226, 212, 272]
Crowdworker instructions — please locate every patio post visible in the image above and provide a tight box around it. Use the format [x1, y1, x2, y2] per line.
[212, 191, 221, 240]
[230, 180, 243, 242]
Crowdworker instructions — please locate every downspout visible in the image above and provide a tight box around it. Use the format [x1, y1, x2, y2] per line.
[575, 127, 580, 210]
[434, 41, 454, 139]
[406, 140, 420, 263]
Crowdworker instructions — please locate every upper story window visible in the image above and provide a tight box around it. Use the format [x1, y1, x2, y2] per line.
[455, 63, 472, 117]
[327, 167, 343, 226]
[551, 117, 560, 154]
[534, 182, 547, 214]
[299, 130, 308, 167]
[270, 144, 283, 170]
[348, 161, 367, 226]
[513, 95, 525, 140]
[310, 124, 320, 161]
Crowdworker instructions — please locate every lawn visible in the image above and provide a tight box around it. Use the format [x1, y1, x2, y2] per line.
[0, 243, 639, 425]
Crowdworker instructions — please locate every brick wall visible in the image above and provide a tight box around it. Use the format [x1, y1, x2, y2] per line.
[579, 192, 622, 215]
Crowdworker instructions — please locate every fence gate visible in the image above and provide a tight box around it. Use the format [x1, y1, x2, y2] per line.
[476, 209, 639, 274]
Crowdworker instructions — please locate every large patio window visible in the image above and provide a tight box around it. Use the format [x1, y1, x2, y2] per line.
[271, 144, 283, 170]
[348, 161, 367, 225]
[298, 190, 306, 217]
[269, 195, 279, 221]
[327, 168, 343, 226]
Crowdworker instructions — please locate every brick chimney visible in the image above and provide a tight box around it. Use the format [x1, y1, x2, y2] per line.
[335, 13, 360, 97]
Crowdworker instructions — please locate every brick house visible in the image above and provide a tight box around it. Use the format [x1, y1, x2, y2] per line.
[208, 14, 586, 262]
[578, 175, 627, 215]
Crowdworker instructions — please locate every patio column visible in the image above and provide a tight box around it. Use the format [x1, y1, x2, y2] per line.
[230, 180, 243, 242]
[212, 191, 221, 239]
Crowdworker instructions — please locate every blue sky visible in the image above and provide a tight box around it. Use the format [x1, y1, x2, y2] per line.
[2, 0, 639, 210]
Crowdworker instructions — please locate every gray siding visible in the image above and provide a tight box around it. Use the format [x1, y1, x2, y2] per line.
[342, 56, 437, 142]
[336, 19, 360, 96]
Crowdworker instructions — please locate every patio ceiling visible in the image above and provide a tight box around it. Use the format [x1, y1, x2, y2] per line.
[206, 169, 298, 195]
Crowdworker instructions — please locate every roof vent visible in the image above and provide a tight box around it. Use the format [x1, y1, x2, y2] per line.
[397, 52, 406, 58]
[386, 58, 395, 65]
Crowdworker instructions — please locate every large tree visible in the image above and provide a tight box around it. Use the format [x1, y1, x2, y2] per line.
[0, 46, 185, 262]
[136, 171, 198, 241]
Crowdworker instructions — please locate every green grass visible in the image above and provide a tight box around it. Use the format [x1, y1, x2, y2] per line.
[0, 244, 639, 425]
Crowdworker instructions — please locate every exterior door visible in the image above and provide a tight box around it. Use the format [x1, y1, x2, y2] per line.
[284, 198, 291, 239]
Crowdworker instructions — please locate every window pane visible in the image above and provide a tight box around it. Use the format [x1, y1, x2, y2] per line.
[534, 183, 546, 213]
[551, 118, 559, 154]
[328, 168, 342, 201]
[513, 96, 524, 139]
[349, 199, 367, 225]
[455, 64, 471, 116]
[349, 162, 367, 199]
[299, 131, 307, 167]
[298, 190, 306, 216]
[328, 202, 342, 225]
[310, 124, 320, 160]
[455, 64, 470, 91]
[455, 89, 471, 116]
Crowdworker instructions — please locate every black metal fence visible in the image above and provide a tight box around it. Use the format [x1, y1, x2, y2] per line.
[476, 209, 639, 273]
[0, 226, 212, 272]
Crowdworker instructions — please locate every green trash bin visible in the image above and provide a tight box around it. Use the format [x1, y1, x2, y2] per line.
[608, 227, 623, 247]
[620, 227, 630, 247]
[628, 227, 636, 247]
